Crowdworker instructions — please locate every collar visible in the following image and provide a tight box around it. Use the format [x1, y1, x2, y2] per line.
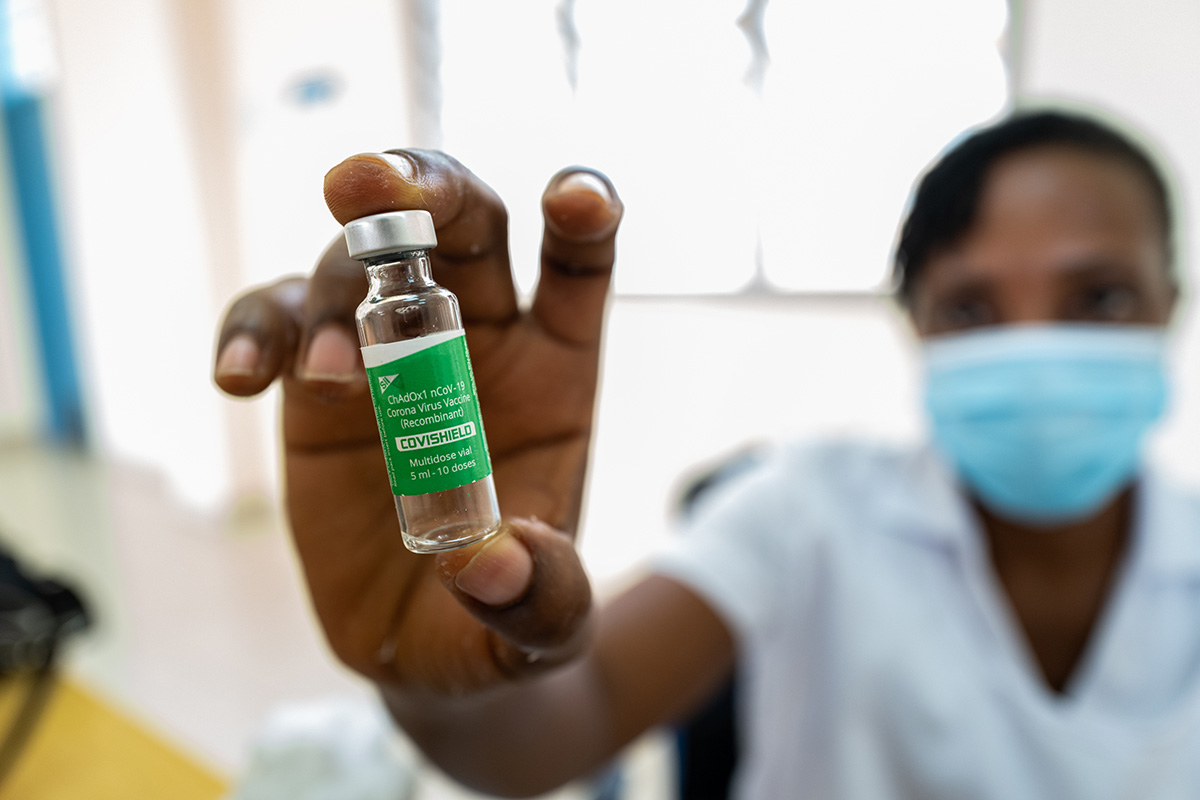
[876, 444, 1200, 584]
[1130, 465, 1200, 584]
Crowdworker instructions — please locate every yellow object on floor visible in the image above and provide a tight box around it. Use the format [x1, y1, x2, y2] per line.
[0, 674, 227, 799]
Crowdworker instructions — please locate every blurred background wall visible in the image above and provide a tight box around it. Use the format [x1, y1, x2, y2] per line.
[1, 0, 1198, 562]
[35, 0, 417, 512]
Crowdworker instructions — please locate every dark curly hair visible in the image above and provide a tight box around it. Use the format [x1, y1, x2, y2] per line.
[893, 110, 1173, 304]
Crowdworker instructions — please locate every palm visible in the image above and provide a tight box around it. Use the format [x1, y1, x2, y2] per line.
[280, 312, 598, 688]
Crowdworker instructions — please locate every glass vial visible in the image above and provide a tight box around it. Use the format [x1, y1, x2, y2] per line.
[345, 210, 501, 553]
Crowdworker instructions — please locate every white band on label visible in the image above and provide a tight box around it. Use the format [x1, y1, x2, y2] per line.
[361, 330, 464, 369]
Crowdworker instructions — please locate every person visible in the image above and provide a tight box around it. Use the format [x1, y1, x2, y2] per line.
[213, 110, 1200, 799]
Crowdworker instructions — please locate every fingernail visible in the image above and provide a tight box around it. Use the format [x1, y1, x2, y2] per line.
[546, 170, 614, 205]
[543, 170, 620, 240]
[300, 326, 359, 382]
[362, 152, 417, 182]
[455, 534, 533, 607]
[216, 335, 259, 378]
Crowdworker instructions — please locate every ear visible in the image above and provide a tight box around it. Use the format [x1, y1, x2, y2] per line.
[1164, 275, 1181, 327]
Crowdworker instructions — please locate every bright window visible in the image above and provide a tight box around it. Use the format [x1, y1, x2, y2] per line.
[438, 1, 1010, 295]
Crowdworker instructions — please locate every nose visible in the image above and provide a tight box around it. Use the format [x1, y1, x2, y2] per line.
[990, 272, 1061, 326]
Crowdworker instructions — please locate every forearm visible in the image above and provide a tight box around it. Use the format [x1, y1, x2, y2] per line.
[382, 654, 617, 797]
[379, 575, 737, 797]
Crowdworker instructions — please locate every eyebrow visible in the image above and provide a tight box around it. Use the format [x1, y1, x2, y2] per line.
[1054, 256, 1144, 283]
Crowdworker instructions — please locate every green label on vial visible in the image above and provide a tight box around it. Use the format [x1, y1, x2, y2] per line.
[362, 331, 493, 496]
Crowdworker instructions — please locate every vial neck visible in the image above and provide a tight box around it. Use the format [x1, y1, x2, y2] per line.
[362, 250, 435, 293]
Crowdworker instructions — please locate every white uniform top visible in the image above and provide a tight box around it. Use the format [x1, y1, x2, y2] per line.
[654, 440, 1200, 800]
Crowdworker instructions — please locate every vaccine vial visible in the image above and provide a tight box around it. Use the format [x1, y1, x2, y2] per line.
[345, 210, 502, 553]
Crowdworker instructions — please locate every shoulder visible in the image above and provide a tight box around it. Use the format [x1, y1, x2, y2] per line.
[679, 437, 925, 526]
[657, 437, 935, 642]
[668, 436, 940, 581]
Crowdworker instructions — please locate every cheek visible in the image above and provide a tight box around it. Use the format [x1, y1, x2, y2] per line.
[904, 295, 945, 339]
[1149, 280, 1178, 324]
[1133, 237, 1175, 317]
[903, 272, 951, 334]
[1131, 262, 1177, 324]
[901, 291, 932, 336]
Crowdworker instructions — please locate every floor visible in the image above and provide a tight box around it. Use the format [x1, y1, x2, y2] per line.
[0, 441, 673, 799]
[0, 678, 227, 799]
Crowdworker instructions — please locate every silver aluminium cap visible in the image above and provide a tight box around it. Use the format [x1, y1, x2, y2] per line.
[343, 210, 437, 260]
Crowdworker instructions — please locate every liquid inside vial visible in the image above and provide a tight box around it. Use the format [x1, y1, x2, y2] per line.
[393, 476, 501, 553]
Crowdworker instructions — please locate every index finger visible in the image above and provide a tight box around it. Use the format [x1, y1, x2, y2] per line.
[323, 149, 518, 326]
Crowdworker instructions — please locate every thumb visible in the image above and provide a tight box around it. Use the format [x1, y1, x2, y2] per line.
[435, 518, 593, 671]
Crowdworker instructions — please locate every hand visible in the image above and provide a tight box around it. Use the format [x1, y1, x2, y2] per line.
[213, 150, 622, 694]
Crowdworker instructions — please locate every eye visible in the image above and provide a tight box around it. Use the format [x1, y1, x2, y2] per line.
[932, 296, 995, 332]
[1070, 283, 1139, 322]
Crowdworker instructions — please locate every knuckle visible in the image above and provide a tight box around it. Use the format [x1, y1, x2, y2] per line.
[324, 627, 383, 679]
[225, 292, 264, 324]
[516, 580, 592, 650]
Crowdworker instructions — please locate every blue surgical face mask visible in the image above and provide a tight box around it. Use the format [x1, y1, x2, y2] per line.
[923, 324, 1168, 526]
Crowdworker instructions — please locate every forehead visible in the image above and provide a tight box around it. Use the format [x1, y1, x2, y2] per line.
[940, 146, 1165, 268]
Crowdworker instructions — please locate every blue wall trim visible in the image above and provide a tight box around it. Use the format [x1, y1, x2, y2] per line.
[2, 93, 85, 442]
[0, 0, 86, 444]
